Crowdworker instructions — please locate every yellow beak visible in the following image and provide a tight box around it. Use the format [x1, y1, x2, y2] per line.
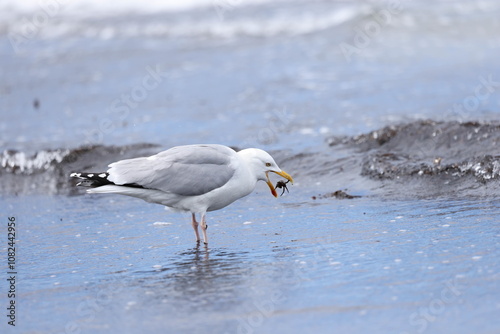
[266, 170, 294, 198]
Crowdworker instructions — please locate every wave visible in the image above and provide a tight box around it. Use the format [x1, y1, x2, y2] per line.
[325, 120, 500, 198]
[1, 4, 363, 41]
[0, 0, 272, 16]
[1, 120, 499, 197]
[3, 0, 499, 41]
[328, 120, 500, 182]
[0, 143, 159, 195]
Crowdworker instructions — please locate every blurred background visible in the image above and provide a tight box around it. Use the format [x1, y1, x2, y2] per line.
[1, 0, 499, 152]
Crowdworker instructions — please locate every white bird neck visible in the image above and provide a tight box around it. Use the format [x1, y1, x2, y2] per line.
[237, 148, 267, 182]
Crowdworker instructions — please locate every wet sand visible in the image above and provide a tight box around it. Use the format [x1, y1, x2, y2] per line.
[2, 190, 498, 333]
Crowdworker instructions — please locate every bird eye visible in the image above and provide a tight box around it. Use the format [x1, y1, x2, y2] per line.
[265, 162, 272, 167]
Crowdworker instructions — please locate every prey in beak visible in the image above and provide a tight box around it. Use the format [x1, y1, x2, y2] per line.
[266, 170, 294, 197]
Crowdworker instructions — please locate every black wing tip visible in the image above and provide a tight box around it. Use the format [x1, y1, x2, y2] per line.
[70, 172, 146, 189]
[70, 172, 112, 187]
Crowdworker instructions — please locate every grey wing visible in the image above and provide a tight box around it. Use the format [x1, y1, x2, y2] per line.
[106, 144, 237, 196]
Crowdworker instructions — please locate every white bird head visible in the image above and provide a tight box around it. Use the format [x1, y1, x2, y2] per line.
[238, 148, 294, 197]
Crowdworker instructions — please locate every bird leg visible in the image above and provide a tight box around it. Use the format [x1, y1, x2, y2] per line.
[200, 213, 208, 244]
[191, 213, 201, 243]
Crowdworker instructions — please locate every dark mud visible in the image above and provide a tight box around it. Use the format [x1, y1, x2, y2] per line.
[312, 190, 361, 200]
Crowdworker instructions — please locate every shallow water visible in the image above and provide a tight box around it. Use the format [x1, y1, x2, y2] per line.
[1, 0, 500, 333]
[3, 192, 499, 334]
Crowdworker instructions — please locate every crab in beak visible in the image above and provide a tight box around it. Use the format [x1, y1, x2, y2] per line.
[265, 170, 294, 197]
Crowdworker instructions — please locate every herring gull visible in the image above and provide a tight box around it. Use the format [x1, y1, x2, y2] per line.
[70, 144, 293, 244]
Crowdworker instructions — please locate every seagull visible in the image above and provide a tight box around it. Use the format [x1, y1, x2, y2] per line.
[70, 144, 293, 244]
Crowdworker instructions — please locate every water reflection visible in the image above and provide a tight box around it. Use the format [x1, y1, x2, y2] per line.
[133, 245, 251, 313]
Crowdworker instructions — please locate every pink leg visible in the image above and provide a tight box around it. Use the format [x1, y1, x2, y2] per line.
[191, 213, 201, 243]
[200, 213, 208, 244]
